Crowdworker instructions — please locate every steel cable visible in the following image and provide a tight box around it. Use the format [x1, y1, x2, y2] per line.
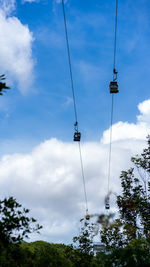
[61, 0, 78, 127]
[113, 0, 118, 79]
[107, 0, 118, 206]
[61, 0, 88, 215]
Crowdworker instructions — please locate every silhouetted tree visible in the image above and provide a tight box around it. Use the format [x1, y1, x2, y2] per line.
[0, 74, 10, 95]
[0, 196, 42, 245]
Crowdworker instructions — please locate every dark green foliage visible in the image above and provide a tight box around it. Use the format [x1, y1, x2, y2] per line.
[20, 241, 74, 267]
[0, 196, 42, 245]
[0, 241, 73, 267]
[0, 239, 100, 267]
[96, 238, 150, 267]
[0, 197, 42, 266]
[20, 241, 99, 267]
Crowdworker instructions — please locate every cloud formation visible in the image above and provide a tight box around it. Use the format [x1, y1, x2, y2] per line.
[0, 98, 149, 243]
[101, 99, 150, 144]
[0, 138, 122, 243]
[0, 0, 16, 16]
[137, 99, 150, 123]
[0, 3, 35, 93]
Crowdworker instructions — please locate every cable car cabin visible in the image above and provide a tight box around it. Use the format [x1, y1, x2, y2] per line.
[105, 203, 110, 210]
[109, 81, 119, 94]
[74, 131, 81, 142]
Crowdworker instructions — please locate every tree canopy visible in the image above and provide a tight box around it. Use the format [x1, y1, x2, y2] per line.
[0, 196, 42, 245]
[100, 136, 150, 249]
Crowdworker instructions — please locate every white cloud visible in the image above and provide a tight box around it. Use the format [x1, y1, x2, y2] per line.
[0, 10, 34, 93]
[0, 0, 16, 16]
[137, 99, 150, 123]
[101, 99, 150, 144]
[0, 98, 149, 243]
[0, 138, 125, 243]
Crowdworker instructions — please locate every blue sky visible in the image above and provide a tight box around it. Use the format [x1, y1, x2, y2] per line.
[0, 0, 150, 244]
[1, 0, 150, 145]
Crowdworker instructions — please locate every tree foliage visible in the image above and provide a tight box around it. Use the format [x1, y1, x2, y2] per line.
[98, 136, 150, 265]
[72, 219, 98, 267]
[100, 137, 150, 249]
[0, 74, 10, 95]
[73, 219, 94, 254]
[0, 196, 42, 245]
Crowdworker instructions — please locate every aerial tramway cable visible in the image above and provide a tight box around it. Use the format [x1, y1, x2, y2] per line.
[106, 0, 119, 210]
[78, 142, 88, 215]
[61, 0, 89, 216]
[61, 0, 78, 126]
[113, 0, 118, 78]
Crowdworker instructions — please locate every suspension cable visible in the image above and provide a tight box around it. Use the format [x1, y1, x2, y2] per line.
[61, 0, 89, 215]
[107, 94, 114, 194]
[61, 0, 78, 127]
[113, 0, 118, 80]
[107, 0, 119, 207]
[78, 142, 88, 214]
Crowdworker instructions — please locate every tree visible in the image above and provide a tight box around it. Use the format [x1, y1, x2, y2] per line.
[73, 218, 94, 254]
[20, 241, 74, 267]
[98, 136, 150, 265]
[72, 218, 99, 267]
[0, 74, 10, 95]
[0, 196, 42, 245]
